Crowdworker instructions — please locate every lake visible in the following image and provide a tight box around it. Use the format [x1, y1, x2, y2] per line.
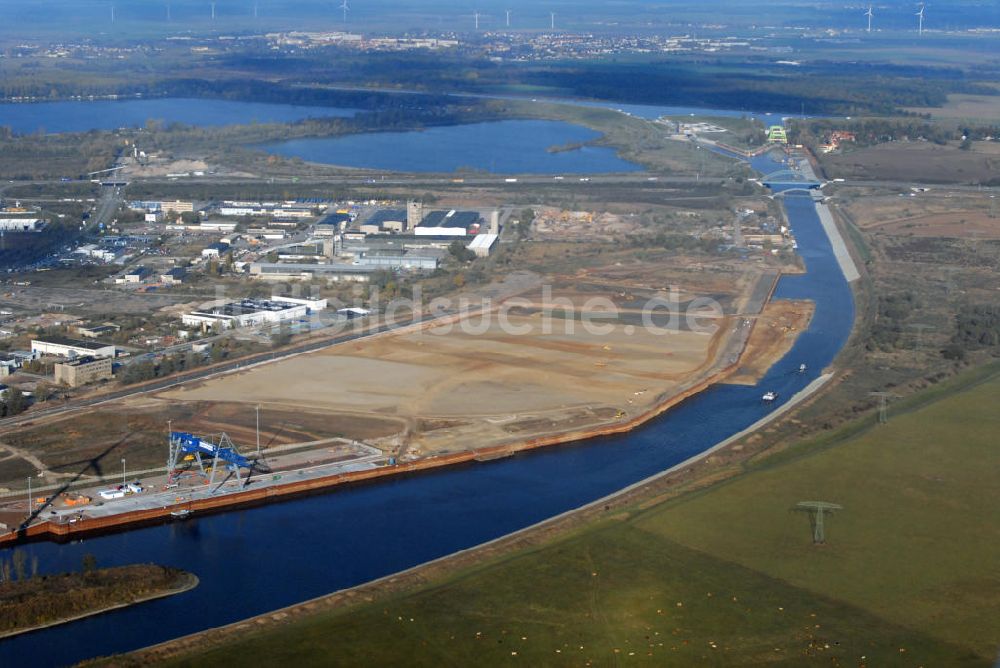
[0, 98, 357, 135]
[259, 120, 643, 174]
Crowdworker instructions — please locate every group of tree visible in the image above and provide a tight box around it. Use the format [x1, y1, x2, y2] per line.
[868, 292, 920, 351]
[1, 387, 27, 417]
[943, 304, 1000, 360]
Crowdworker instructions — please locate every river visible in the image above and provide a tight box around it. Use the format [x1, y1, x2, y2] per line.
[0, 106, 854, 666]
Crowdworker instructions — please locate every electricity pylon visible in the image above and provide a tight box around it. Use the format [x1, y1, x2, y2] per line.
[796, 501, 842, 544]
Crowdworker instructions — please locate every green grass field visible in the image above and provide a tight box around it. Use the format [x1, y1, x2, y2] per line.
[161, 367, 1000, 667]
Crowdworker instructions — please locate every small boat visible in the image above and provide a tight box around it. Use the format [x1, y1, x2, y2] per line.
[762, 391, 778, 402]
[799, 363, 807, 373]
[170, 509, 191, 520]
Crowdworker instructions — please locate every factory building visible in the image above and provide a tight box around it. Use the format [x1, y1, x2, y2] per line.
[181, 296, 328, 331]
[161, 267, 188, 285]
[249, 263, 374, 283]
[216, 201, 315, 220]
[31, 337, 116, 360]
[54, 356, 113, 387]
[316, 211, 354, 235]
[355, 250, 441, 270]
[415, 210, 482, 236]
[202, 241, 231, 259]
[129, 200, 195, 214]
[199, 220, 239, 233]
[75, 324, 121, 339]
[467, 233, 499, 258]
[0, 219, 44, 232]
[359, 209, 407, 235]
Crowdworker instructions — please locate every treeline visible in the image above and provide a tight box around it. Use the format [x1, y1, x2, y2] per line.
[118, 338, 266, 385]
[626, 232, 721, 254]
[131, 99, 505, 155]
[790, 118, 1000, 147]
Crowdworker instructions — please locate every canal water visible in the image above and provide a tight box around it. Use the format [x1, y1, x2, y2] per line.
[0, 143, 854, 664]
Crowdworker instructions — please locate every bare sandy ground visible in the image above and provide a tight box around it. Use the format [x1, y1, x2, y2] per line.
[163, 305, 728, 456]
[727, 300, 814, 385]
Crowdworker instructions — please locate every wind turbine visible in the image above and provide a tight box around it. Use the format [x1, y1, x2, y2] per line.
[474, 10, 481, 30]
[550, 11, 555, 30]
[166, 2, 172, 22]
[339, 0, 349, 23]
[211, 2, 216, 20]
[506, 9, 511, 28]
[111, 4, 116, 24]
[916, 3, 925, 35]
[864, 5, 873, 32]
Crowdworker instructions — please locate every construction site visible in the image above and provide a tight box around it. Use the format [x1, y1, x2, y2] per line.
[0, 242, 805, 543]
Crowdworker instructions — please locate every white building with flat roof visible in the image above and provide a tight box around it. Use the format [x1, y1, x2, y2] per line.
[181, 296, 327, 331]
[0, 219, 44, 232]
[31, 337, 116, 360]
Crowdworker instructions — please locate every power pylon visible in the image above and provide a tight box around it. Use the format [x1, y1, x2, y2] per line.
[908, 323, 935, 349]
[796, 501, 842, 544]
[869, 391, 898, 425]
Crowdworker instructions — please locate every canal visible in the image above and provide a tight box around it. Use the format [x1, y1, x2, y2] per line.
[0, 148, 855, 668]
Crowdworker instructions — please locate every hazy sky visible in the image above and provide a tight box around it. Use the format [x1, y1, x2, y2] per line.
[1, 1, 997, 38]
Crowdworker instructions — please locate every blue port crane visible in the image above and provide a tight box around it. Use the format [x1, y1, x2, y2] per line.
[167, 431, 270, 492]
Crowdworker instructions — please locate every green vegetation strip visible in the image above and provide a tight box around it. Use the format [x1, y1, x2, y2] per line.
[155, 365, 998, 666]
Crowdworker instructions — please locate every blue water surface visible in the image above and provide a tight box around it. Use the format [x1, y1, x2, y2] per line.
[259, 119, 642, 174]
[0, 98, 357, 135]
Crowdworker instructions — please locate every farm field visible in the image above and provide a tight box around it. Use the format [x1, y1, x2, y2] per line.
[146, 366, 1000, 667]
[820, 142, 999, 184]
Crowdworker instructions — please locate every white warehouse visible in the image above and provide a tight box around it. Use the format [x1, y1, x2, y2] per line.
[31, 337, 116, 360]
[181, 296, 327, 331]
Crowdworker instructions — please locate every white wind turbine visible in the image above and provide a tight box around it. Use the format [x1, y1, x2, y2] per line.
[916, 3, 925, 35]
[864, 5, 873, 32]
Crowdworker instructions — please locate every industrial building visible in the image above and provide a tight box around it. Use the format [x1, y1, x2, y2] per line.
[161, 267, 188, 285]
[181, 296, 328, 331]
[359, 209, 407, 235]
[249, 263, 374, 282]
[199, 220, 239, 233]
[467, 233, 499, 258]
[415, 210, 482, 236]
[0, 219, 44, 232]
[202, 241, 231, 259]
[355, 249, 441, 270]
[31, 337, 116, 360]
[129, 200, 195, 214]
[0, 355, 21, 377]
[75, 324, 121, 339]
[54, 356, 113, 387]
[121, 266, 150, 284]
[216, 201, 315, 220]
